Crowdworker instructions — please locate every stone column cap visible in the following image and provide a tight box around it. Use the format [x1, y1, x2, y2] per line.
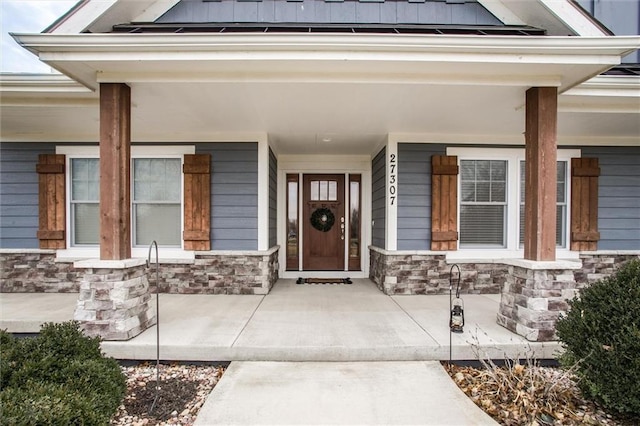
[74, 258, 147, 269]
[503, 258, 583, 270]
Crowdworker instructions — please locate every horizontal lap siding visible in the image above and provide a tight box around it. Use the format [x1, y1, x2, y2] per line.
[371, 147, 386, 249]
[581, 146, 640, 250]
[158, 0, 502, 25]
[197, 143, 258, 250]
[268, 148, 277, 248]
[397, 143, 446, 250]
[0, 143, 55, 248]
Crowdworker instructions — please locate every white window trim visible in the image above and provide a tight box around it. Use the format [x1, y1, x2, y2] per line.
[55, 145, 195, 260]
[446, 147, 580, 260]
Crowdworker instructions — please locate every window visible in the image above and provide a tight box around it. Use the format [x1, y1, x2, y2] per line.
[519, 161, 568, 248]
[349, 175, 361, 271]
[286, 174, 299, 270]
[58, 146, 194, 252]
[70, 158, 99, 245]
[448, 148, 579, 254]
[132, 158, 182, 247]
[310, 179, 338, 201]
[460, 160, 507, 247]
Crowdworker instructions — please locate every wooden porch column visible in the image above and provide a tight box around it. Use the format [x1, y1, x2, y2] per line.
[524, 87, 558, 261]
[100, 83, 131, 260]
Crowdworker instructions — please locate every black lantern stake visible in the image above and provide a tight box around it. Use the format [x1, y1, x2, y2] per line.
[449, 264, 464, 333]
[448, 264, 463, 365]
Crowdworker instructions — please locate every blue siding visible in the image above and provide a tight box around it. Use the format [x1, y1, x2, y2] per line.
[158, 0, 502, 26]
[576, 0, 640, 63]
[197, 143, 259, 250]
[268, 147, 277, 248]
[581, 146, 640, 250]
[371, 147, 386, 249]
[397, 143, 446, 250]
[0, 143, 55, 248]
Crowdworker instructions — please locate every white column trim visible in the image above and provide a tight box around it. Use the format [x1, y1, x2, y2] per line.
[385, 138, 398, 251]
[257, 136, 270, 250]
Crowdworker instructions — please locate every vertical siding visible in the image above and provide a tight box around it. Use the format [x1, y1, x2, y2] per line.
[268, 147, 277, 248]
[158, 0, 502, 26]
[0, 143, 55, 248]
[580, 146, 640, 250]
[397, 143, 446, 250]
[196, 143, 258, 250]
[575, 0, 640, 62]
[371, 147, 386, 249]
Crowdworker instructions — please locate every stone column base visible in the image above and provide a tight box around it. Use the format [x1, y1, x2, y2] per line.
[497, 259, 581, 342]
[73, 259, 155, 341]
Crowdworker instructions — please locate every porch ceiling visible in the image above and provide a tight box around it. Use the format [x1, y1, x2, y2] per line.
[3, 33, 639, 150]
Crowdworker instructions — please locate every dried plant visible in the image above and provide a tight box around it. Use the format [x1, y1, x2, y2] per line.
[446, 327, 608, 425]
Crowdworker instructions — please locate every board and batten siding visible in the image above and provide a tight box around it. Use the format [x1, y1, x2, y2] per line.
[371, 147, 386, 249]
[158, 0, 502, 26]
[576, 0, 640, 62]
[0, 143, 55, 249]
[581, 146, 640, 250]
[397, 143, 446, 250]
[196, 143, 258, 250]
[268, 147, 277, 248]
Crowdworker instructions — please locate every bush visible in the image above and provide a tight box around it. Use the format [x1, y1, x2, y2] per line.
[556, 259, 640, 416]
[0, 321, 126, 424]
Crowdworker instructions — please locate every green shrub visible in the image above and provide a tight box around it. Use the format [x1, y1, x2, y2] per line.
[556, 259, 640, 415]
[0, 321, 126, 424]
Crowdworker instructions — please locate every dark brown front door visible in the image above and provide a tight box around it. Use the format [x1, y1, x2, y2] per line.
[303, 174, 345, 270]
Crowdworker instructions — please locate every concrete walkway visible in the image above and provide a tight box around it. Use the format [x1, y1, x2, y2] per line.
[0, 279, 560, 361]
[194, 361, 497, 425]
[3, 279, 552, 425]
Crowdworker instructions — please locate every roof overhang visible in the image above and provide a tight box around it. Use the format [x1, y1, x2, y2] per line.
[3, 33, 639, 149]
[11, 33, 640, 92]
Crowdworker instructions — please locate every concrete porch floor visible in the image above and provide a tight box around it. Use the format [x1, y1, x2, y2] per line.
[0, 279, 561, 361]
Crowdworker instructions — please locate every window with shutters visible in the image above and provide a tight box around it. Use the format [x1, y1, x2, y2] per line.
[519, 161, 568, 248]
[132, 158, 182, 247]
[460, 159, 507, 247]
[70, 158, 100, 246]
[56, 146, 197, 257]
[447, 148, 580, 255]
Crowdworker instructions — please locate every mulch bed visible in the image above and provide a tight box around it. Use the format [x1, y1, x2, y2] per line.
[445, 362, 639, 426]
[111, 363, 225, 426]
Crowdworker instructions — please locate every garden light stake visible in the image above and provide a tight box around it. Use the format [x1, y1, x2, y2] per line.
[449, 264, 464, 333]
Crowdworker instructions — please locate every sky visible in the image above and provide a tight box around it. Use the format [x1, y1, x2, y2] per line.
[1, 0, 77, 73]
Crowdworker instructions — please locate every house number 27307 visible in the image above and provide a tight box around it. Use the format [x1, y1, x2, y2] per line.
[389, 153, 397, 206]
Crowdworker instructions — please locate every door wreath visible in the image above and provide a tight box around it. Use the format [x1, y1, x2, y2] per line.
[310, 207, 335, 232]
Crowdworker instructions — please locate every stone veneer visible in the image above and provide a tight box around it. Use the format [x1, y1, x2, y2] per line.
[497, 253, 640, 342]
[369, 247, 505, 295]
[147, 247, 280, 295]
[0, 247, 280, 296]
[0, 250, 81, 292]
[73, 259, 155, 341]
[496, 260, 581, 342]
[370, 248, 639, 342]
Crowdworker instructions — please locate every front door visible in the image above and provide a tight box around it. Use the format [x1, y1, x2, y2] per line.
[302, 174, 345, 270]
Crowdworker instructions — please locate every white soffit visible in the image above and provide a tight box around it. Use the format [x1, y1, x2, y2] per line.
[50, 0, 161, 34]
[486, 0, 608, 36]
[559, 75, 640, 113]
[133, 0, 181, 23]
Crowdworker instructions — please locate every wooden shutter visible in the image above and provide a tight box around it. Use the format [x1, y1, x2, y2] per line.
[571, 157, 600, 251]
[183, 154, 211, 251]
[431, 155, 458, 250]
[36, 154, 66, 249]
